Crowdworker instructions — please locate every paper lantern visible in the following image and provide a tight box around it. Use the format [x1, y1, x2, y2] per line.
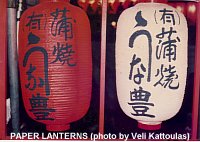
[168, 2, 187, 16]
[116, 2, 125, 14]
[186, 2, 196, 26]
[116, 3, 187, 130]
[78, 0, 89, 11]
[123, 0, 133, 9]
[18, 0, 92, 131]
[87, 0, 98, 14]
[95, 0, 102, 15]
[108, 0, 116, 14]
[112, 0, 120, 14]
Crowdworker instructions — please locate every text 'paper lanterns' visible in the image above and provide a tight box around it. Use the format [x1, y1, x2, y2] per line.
[116, 3, 187, 130]
[18, 0, 92, 131]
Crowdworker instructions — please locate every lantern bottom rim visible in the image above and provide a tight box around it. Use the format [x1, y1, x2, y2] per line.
[46, 124, 70, 131]
[138, 121, 161, 130]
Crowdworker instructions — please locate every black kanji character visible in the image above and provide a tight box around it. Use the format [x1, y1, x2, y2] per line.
[29, 93, 55, 120]
[128, 87, 155, 118]
[50, 7, 73, 41]
[26, 12, 43, 30]
[25, 64, 37, 91]
[156, 27, 180, 62]
[154, 64, 179, 89]
[159, 8, 175, 25]
[51, 42, 76, 66]
[129, 54, 146, 85]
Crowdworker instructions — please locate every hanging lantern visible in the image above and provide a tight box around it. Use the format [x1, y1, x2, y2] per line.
[18, 0, 92, 131]
[131, 0, 139, 4]
[116, 0, 125, 14]
[168, 2, 187, 16]
[116, 2, 188, 130]
[108, 0, 117, 14]
[87, 0, 98, 14]
[123, 0, 132, 9]
[95, 0, 102, 15]
[113, 0, 120, 14]
[89, 0, 98, 11]
[186, 2, 196, 26]
[78, 0, 89, 11]
[108, 0, 115, 4]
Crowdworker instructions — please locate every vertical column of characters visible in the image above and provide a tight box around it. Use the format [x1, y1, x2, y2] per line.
[128, 10, 154, 118]
[22, 9, 55, 121]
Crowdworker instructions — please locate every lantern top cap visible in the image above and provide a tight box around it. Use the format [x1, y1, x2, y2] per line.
[39, 0, 70, 3]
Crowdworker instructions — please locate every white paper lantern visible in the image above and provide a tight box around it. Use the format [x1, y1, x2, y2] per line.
[116, 3, 188, 129]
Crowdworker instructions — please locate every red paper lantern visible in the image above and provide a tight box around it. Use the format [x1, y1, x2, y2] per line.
[78, 0, 89, 11]
[186, 2, 197, 26]
[87, 0, 98, 14]
[95, 0, 102, 15]
[112, 0, 120, 14]
[18, 0, 92, 131]
[122, 1, 129, 9]
[168, 2, 187, 16]
[88, 0, 98, 9]
[108, 0, 117, 14]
